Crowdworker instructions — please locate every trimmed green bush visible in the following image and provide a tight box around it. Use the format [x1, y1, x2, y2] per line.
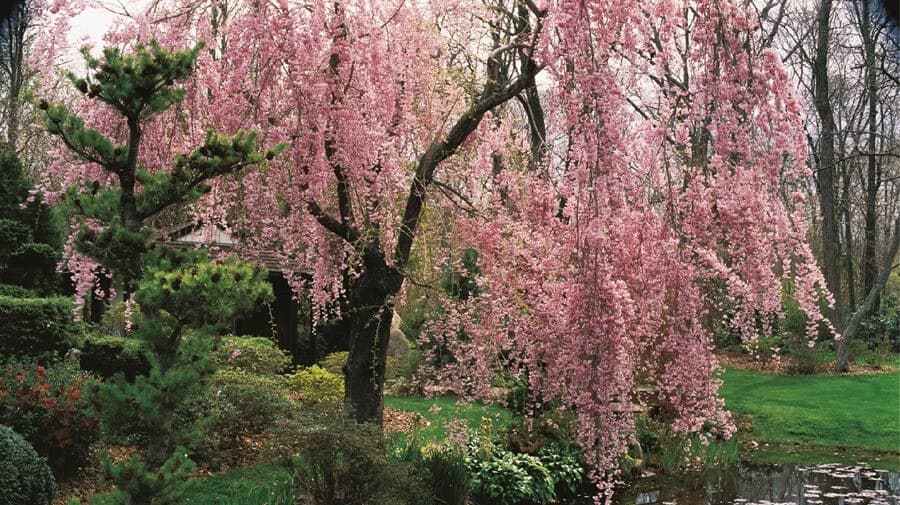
[287, 365, 344, 406]
[319, 351, 400, 381]
[214, 336, 292, 375]
[178, 367, 294, 469]
[0, 295, 76, 360]
[268, 412, 429, 505]
[0, 425, 55, 505]
[0, 283, 37, 298]
[77, 333, 150, 380]
[318, 351, 348, 376]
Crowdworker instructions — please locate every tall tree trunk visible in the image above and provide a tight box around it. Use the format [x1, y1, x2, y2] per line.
[342, 248, 402, 424]
[840, 163, 856, 309]
[813, 0, 845, 338]
[837, 217, 900, 372]
[859, 0, 880, 312]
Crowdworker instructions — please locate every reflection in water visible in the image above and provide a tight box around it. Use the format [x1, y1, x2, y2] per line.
[614, 463, 899, 505]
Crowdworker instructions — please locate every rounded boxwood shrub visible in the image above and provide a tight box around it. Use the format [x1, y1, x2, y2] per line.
[0, 425, 55, 505]
[214, 336, 292, 375]
[287, 365, 344, 405]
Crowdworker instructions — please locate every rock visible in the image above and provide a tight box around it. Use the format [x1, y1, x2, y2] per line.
[387, 311, 409, 357]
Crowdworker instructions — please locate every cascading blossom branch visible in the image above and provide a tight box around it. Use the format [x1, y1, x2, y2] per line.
[30, 0, 831, 500]
[419, 0, 830, 499]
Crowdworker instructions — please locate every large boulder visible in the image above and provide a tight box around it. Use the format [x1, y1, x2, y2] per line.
[388, 311, 410, 357]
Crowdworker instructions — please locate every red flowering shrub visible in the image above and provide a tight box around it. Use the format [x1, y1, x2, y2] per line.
[0, 360, 98, 477]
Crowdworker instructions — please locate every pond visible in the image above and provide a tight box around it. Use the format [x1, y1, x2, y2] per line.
[611, 462, 899, 505]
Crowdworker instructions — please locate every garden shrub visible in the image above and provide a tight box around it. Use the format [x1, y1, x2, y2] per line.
[0, 295, 77, 360]
[182, 366, 294, 468]
[319, 351, 400, 381]
[268, 412, 429, 505]
[287, 364, 344, 405]
[859, 293, 899, 352]
[422, 444, 469, 505]
[0, 283, 37, 298]
[535, 443, 584, 496]
[77, 333, 150, 380]
[97, 302, 130, 337]
[0, 425, 55, 505]
[467, 450, 555, 505]
[0, 360, 98, 476]
[318, 351, 348, 376]
[465, 420, 556, 505]
[214, 335, 292, 375]
[785, 343, 818, 375]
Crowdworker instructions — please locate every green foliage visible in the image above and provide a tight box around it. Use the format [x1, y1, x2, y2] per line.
[0, 360, 98, 476]
[181, 366, 293, 468]
[0, 425, 55, 505]
[535, 443, 584, 495]
[98, 302, 130, 337]
[43, 40, 281, 289]
[0, 151, 64, 295]
[267, 412, 429, 505]
[287, 365, 344, 406]
[0, 283, 37, 297]
[858, 293, 900, 352]
[318, 350, 400, 382]
[439, 247, 481, 301]
[317, 351, 348, 376]
[463, 419, 556, 505]
[784, 344, 819, 375]
[0, 295, 76, 360]
[466, 448, 555, 505]
[98, 449, 197, 505]
[421, 444, 469, 505]
[77, 333, 149, 380]
[214, 336, 291, 375]
[635, 415, 736, 474]
[94, 258, 272, 505]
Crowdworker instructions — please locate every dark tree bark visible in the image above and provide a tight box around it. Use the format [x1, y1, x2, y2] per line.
[0, 0, 30, 150]
[813, 0, 846, 338]
[840, 162, 857, 309]
[857, 0, 881, 312]
[334, 5, 544, 424]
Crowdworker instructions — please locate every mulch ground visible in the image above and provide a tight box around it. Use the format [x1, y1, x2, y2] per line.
[717, 351, 896, 375]
[54, 409, 426, 504]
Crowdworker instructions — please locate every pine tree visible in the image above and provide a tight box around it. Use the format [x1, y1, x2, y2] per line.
[42, 41, 280, 505]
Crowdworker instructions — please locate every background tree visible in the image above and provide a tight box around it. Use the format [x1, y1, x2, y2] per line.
[775, 0, 899, 370]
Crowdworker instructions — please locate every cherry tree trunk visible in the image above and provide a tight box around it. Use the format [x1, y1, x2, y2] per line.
[342, 248, 403, 425]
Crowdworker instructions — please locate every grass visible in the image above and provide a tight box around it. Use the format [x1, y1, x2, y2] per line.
[181, 367, 900, 502]
[384, 395, 513, 445]
[811, 349, 900, 368]
[181, 463, 294, 505]
[719, 367, 900, 458]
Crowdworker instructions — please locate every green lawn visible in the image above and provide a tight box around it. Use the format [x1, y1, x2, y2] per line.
[384, 395, 513, 445]
[720, 368, 900, 455]
[182, 463, 294, 505]
[181, 369, 900, 502]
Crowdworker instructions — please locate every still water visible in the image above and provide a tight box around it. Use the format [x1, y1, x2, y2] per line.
[610, 463, 899, 505]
